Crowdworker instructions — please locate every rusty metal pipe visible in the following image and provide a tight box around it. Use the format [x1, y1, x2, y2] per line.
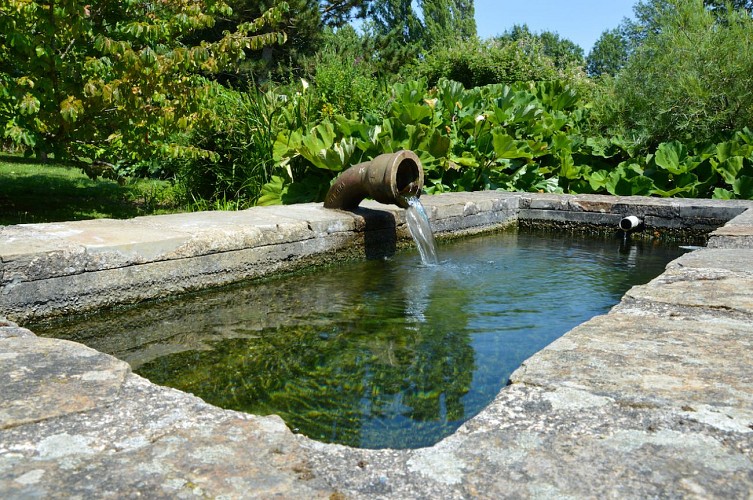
[323, 150, 424, 210]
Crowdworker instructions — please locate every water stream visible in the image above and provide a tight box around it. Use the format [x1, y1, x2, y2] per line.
[404, 196, 439, 265]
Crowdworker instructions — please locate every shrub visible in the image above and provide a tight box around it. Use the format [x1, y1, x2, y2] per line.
[592, 0, 753, 149]
[307, 26, 385, 118]
[409, 37, 560, 88]
[175, 85, 283, 208]
[313, 50, 381, 118]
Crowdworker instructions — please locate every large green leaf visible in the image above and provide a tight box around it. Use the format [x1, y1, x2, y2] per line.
[283, 174, 330, 204]
[650, 173, 699, 197]
[492, 132, 533, 160]
[712, 187, 735, 199]
[393, 103, 434, 125]
[437, 79, 466, 111]
[588, 170, 610, 192]
[273, 130, 303, 162]
[733, 175, 753, 199]
[605, 163, 653, 196]
[715, 156, 745, 185]
[550, 132, 572, 153]
[715, 139, 753, 164]
[558, 152, 583, 180]
[450, 152, 480, 168]
[257, 175, 287, 205]
[297, 122, 357, 171]
[608, 175, 655, 196]
[654, 141, 695, 175]
[424, 129, 451, 159]
[533, 81, 580, 111]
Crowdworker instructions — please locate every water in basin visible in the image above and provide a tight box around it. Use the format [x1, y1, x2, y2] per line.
[33, 229, 687, 449]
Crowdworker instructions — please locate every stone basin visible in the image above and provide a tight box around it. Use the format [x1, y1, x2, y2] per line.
[1, 192, 753, 498]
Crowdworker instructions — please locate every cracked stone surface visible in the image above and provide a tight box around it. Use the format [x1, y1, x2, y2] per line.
[1, 192, 753, 498]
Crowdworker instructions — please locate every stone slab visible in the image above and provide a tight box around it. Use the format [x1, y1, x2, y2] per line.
[302, 383, 753, 499]
[0, 337, 130, 429]
[519, 208, 623, 226]
[0, 372, 335, 499]
[616, 250, 753, 320]
[510, 312, 753, 416]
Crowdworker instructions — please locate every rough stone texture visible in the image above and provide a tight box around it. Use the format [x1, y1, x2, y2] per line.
[1, 337, 130, 429]
[511, 313, 753, 414]
[0, 317, 35, 339]
[0, 349, 335, 498]
[2, 191, 753, 498]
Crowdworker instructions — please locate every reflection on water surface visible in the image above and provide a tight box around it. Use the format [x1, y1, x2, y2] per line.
[34, 229, 686, 448]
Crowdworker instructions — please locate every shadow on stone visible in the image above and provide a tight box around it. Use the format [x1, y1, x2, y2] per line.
[353, 207, 398, 260]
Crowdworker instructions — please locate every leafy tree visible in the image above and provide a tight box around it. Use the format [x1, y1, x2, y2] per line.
[411, 37, 559, 88]
[596, 0, 753, 147]
[320, 0, 373, 26]
[0, 0, 287, 177]
[498, 24, 584, 70]
[422, 0, 477, 47]
[366, 0, 425, 74]
[704, 0, 753, 13]
[586, 28, 631, 76]
[621, 0, 752, 49]
[184, 0, 321, 83]
[262, 0, 323, 78]
[586, 0, 752, 79]
[312, 26, 382, 117]
[365, 0, 477, 75]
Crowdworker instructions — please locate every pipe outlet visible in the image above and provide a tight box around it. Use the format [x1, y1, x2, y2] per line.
[324, 150, 424, 210]
[619, 215, 643, 232]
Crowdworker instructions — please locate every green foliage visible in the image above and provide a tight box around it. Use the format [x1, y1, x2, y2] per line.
[320, 0, 373, 27]
[5, 0, 753, 219]
[593, 0, 753, 149]
[0, 155, 181, 224]
[704, 0, 753, 13]
[365, 0, 425, 74]
[410, 38, 560, 88]
[364, 0, 478, 75]
[265, 78, 580, 203]
[422, 0, 477, 47]
[0, 0, 287, 178]
[311, 27, 382, 117]
[262, 76, 753, 204]
[586, 28, 631, 77]
[498, 25, 585, 71]
[247, 0, 323, 81]
[173, 85, 283, 208]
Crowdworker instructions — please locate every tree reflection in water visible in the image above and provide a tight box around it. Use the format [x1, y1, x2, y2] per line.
[35, 229, 686, 448]
[138, 258, 475, 449]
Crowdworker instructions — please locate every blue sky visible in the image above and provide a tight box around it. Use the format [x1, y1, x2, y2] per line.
[473, 0, 638, 54]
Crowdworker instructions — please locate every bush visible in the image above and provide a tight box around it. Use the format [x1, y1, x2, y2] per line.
[307, 26, 385, 118]
[592, 0, 753, 149]
[408, 37, 560, 88]
[175, 85, 283, 208]
[313, 51, 381, 118]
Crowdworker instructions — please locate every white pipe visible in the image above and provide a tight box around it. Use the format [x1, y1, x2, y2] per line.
[619, 215, 643, 231]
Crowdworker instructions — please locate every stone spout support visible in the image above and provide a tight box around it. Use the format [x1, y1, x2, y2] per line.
[323, 150, 424, 210]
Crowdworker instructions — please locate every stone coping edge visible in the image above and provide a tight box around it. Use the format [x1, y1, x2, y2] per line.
[2, 192, 751, 323]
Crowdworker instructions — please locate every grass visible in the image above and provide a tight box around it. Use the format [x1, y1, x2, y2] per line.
[0, 154, 184, 226]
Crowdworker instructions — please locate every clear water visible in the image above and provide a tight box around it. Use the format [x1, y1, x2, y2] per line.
[32, 229, 687, 449]
[404, 196, 438, 265]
